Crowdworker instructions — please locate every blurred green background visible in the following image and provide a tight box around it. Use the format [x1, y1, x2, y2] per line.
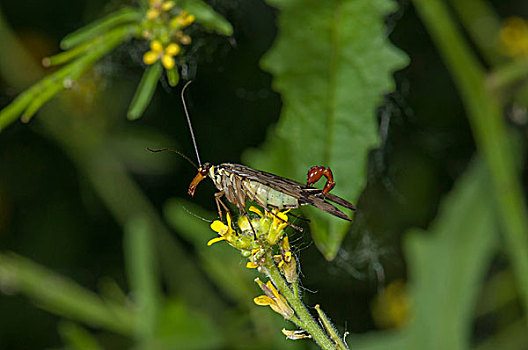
[0, 0, 527, 349]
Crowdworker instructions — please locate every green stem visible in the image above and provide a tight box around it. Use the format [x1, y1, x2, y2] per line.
[315, 305, 348, 350]
[447, 0, 504, 65]
[412, 0, 528, 318]
[262, 253, 335, 349]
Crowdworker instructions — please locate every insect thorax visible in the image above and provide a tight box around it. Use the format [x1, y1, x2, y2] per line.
[208, 165, 224, 191]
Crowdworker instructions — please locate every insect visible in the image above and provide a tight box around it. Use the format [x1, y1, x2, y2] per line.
[152, 82, 356, 228]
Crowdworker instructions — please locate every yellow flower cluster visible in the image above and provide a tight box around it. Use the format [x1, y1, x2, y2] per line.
[170, 10, 195, 29]
[142, 5, 196, 70]
[500, 17, 528, 58]
[146, 0, 175, 20]
[208, 206, 299, 319]
[143, 40, 180, 69]
[208, 206, 290, 250]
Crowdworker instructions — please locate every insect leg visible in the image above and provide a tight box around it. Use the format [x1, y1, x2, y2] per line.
[306, 166, 336, 197]
[214, 191, 231, 221]
[240, 206, 259, 239]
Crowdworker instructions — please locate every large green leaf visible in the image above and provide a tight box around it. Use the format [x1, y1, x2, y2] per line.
[348, 159, 498, 350]
[246, 0, 408, 259]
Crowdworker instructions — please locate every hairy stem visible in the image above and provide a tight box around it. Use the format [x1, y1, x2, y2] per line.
[262, 252, 337, 349]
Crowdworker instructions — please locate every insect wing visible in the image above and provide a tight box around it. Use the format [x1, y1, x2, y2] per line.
[221, 164, 355, 221]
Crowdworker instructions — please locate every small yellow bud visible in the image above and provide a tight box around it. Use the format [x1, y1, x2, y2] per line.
[161, 1, 175, 11]
[150, 40, 163, 53]
[143, 51, 160, 65]
[146, 8, 160, 20]
[165, 43, 180, 56]
[180, 34, 192, 45]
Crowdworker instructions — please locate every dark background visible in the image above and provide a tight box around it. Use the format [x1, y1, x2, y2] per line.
[0, 0, 526, 348]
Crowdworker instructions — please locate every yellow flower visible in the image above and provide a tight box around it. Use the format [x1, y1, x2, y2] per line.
[500, 17, 528, 57]
[371, 280, 411, 329]
[207, 212, 235, 246]
[274, 236, 297, 283]
[253, 278, 294, 319]
[143, 40, 180, 69]
[146, 0, 175, 20]
[170, 10, 196, 29]
[247, 205, 289, 244]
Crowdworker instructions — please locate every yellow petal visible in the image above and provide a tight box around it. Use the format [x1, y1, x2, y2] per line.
[165, 43, 181, 56]
[161, 55, 175, 69]
[266, 281, 279, 296]
[150, 40, 163, 53]
[146, 8, 160, 20]
[281, 235, 290, 250]
[276, 210, 289, 223]
[226, 212, 233, 230]
[207, 236, 226, 246]
[249, 206, 263, 217]
[143, 51, 159, 65]
[253, 295, 273, 306]
[210, 220, 227, 234]
[246, 261, 258, 268]
[161, 1, 175, 11]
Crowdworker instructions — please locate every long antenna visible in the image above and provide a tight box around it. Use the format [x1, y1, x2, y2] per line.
[146, 147, 198, 169]
[181, 81, 202, 166]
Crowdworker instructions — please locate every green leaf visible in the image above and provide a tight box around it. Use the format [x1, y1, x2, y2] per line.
[60, 8, 142, 49]
[0, 25, 132, 130]
[182, 0, 233, 36]
[20, 80, 64, 122]
[128, 62, 163, 120]
[166, 66, 180, 87]
[248, 0, 408, 259]
[124, 216, 161, 342]
[347, 159, 498, 350]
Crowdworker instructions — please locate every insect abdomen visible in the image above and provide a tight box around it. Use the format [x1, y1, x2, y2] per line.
[245, 181, 298, 209]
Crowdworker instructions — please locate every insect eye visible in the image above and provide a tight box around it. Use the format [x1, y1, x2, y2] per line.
[200, 163, 211, 176]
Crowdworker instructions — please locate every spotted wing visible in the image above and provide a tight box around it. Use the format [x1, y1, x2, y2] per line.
[221, 163, 356, 221]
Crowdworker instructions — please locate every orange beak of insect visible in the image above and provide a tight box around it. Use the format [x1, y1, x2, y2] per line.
[188, 172, 206, 196]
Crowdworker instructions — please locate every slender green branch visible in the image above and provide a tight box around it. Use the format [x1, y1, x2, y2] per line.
[315, 305, 348, 350]
[447, 0, 504, 65]
[0, 254, 135, 335]
[487, 57, 528, 94]
[262, 253, 335, 349]
[412, 0, 528, 318]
